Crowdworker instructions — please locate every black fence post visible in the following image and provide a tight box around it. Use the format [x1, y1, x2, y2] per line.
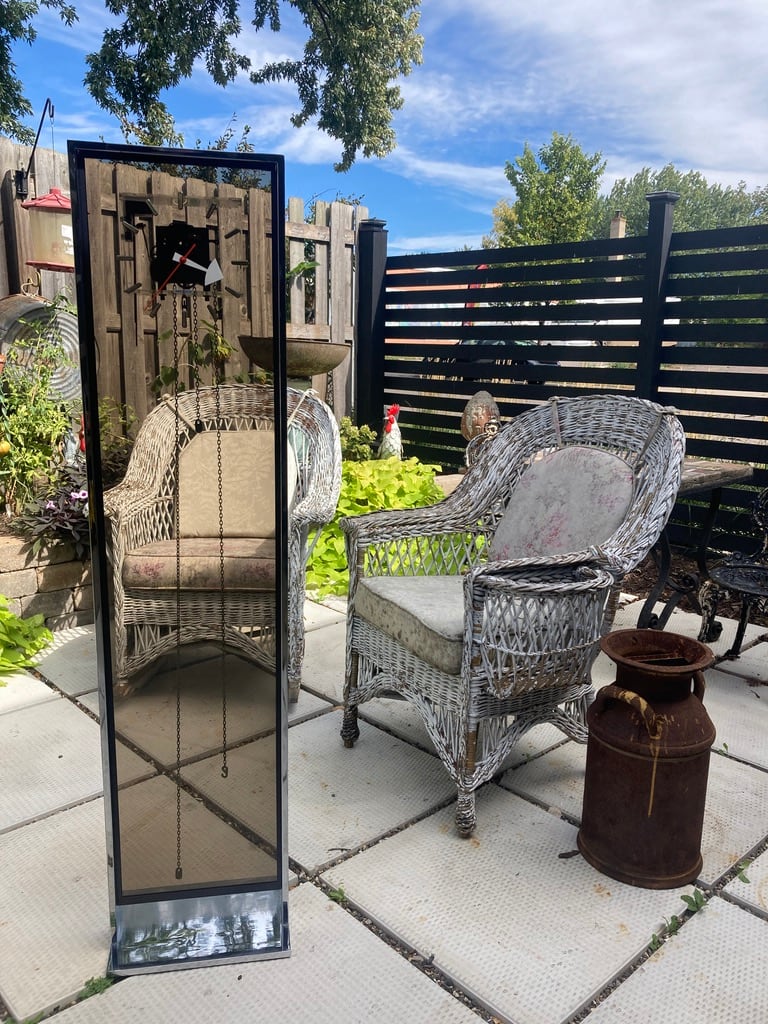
[355, 218, 388, 430]
[636, 191, 680, 401]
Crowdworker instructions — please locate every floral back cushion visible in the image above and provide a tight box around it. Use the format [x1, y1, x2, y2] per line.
[489, 445, 634, 560]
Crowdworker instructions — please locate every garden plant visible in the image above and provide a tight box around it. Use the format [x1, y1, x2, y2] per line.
[305, 454, 445, 599]
[0, 298, 77, 516]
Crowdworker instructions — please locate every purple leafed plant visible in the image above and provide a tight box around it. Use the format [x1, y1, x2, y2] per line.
[14, 464, 90, 559]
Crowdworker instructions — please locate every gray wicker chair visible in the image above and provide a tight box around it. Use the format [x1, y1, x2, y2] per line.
[104, 383, 341, 702]
[341, 395, 685, 836]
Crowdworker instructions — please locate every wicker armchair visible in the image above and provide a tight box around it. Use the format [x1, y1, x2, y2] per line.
[341, 395, 685, 836]
[104, 383, 341, 702]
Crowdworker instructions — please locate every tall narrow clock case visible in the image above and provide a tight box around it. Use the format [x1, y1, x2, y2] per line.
[68, 141, 290, 972]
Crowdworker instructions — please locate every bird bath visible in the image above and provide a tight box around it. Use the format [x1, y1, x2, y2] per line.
[239, 336, 350, 378]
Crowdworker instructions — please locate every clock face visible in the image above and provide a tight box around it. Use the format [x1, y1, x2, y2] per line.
[151, 221, 212, 289]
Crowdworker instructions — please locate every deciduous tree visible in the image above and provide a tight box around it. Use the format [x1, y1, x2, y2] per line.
[2, 0, 423, 171]
[0, 0, 75, 142]
[484, 132, 605, 247]
[591, 165, 766, 236]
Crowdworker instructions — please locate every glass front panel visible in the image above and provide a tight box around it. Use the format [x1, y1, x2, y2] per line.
[69, 144, 287, 929]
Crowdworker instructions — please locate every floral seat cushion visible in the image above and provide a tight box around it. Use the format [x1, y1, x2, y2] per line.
[123, 537, 276, 591]
[489, 445, 635, 560]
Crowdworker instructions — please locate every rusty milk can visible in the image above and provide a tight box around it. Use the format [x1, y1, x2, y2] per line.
[577, 629, 715, 889]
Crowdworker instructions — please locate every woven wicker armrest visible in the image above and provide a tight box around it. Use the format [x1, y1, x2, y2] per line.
[340, 497, 478, 546]
[292, 487, 338, 531]
[469, 549, 608, 580]
[103, 484, 167, 524]
[103, 489, 172, 557]
[461, 561, 615, 702]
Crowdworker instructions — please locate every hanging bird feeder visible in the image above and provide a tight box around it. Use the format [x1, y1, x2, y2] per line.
[21, 187, 75, 272]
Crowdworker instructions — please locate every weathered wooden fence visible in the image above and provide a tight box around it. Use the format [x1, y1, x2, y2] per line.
[0, 138, 367, 421]
[355, 194, 768, 553]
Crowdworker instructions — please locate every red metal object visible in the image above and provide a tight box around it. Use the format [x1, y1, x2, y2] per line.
[578, 629, 716, 889]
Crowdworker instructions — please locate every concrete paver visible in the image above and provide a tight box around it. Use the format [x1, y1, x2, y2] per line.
[587, 897, 768, 1023]
[2, 605, 767, 1024]
[184, 709, 457, 874]
[0, 668, 59, 713]
[723, 843, 768, 919]
[501, 739, 768, 887]
[704, 666, 768, 769]
[0, 799, 111, 1022]
[715, 638, 768, 683]
[323, 785, 695, 1024]
[35, 626, 98, 696]
[117, 773, 276, 892]
[48, 884, 480, 1024]
[0, 697, 103, 832]
[78, 678, 332, 727]
[110, 654, 278, 766]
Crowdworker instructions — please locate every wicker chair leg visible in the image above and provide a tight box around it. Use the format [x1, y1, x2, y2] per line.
[341, 706, 360, 747]
[341, 649, 362, 747]
[287, 673, 301, 703]
[455, 727, 479, 836]
[455, 790, 476, 837]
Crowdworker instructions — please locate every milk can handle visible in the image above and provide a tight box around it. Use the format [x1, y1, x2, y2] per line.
[593, 685, 663, 740]
[693, 670, 706, 701]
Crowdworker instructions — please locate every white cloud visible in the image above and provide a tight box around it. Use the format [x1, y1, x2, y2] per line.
[388, 230, 487, 255]
[383, 146, 508, 199]
[407, 0, 768, 185]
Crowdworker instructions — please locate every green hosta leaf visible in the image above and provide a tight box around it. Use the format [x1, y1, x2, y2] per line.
[306, 458, 444, 599]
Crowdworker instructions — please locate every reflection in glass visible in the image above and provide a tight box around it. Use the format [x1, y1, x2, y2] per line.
[70, 141, 288, 970]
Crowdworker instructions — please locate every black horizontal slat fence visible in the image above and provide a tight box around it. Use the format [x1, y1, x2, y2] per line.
[355, 194, 768, 554]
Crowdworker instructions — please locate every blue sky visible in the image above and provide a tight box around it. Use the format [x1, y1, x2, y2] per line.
[11, 0, 768, 254]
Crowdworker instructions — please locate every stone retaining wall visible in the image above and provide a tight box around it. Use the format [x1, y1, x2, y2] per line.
[0, 534, 93, 630]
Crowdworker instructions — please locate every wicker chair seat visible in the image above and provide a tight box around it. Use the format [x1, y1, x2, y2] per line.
[355, 576, 465, 675]
[123, 537, 276, 591]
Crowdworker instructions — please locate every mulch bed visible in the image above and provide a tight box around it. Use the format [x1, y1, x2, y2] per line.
[621, 548, 768, 630]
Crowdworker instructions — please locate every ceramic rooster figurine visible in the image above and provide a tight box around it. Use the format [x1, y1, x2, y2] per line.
[378, 403, 403, 459]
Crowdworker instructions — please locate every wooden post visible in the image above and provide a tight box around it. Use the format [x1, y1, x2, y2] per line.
[0, 170, 23, 296]
[355, 218, 388, 429]
[636, 191, 679, 401]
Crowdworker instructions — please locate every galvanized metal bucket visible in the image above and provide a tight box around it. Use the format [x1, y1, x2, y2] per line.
[578, 629, 715, 889]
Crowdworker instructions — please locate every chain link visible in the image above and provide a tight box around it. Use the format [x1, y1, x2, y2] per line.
[214, 359, 228, 778]
[192, 291, 203, 432]
[172, 289, 183, 880]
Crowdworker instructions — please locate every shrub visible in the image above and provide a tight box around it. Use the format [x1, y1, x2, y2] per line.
[0, 595, 53, 678]
[0, 298, 79, 515]
[306, 457, 444, 598]
[339, 417, 377, 461]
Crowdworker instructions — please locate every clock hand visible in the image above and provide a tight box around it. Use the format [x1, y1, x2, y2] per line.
[144, 242, 197, 313]
[173, 251, 223, 286]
